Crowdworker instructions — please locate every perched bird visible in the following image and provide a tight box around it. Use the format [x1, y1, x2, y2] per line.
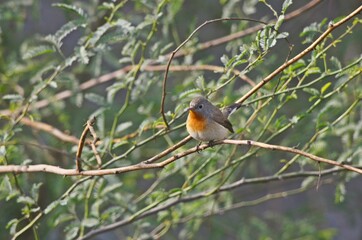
[186, 96, 241, 142]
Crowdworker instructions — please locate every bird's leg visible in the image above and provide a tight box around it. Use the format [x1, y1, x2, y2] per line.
[196, 141, 203, 153]
[207, 140, 216, 147]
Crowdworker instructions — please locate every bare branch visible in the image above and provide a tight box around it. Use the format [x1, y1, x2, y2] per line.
[20, 117, 79, 144]
[1, 139, 361, 176]
[235, 4, 362, 104]
[160, 18, 267, 128]
[76, 117, 97, 172]
[79, 167, 343, 240]
[0, 0, 320, 117]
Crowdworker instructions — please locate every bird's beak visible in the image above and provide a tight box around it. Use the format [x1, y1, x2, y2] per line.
[187, 107, 195, 112]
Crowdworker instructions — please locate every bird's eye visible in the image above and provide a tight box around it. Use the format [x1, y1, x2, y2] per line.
[198, 104, 203, 109]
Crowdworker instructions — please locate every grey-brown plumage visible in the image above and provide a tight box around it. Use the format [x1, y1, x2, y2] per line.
[188, 96, 241, 134]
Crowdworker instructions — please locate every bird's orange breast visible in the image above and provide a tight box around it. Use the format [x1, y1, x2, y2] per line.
[187, 110, 206, 131]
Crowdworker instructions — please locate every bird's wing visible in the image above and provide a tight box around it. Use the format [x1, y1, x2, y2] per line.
[211, 109, 234, 133]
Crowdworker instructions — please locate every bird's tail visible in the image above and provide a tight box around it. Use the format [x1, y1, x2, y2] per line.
[222, 103, 242, 118]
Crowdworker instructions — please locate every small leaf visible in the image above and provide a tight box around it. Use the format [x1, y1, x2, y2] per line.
[335, 183, 346, 203]
[220, 54, 229, 66]
[2, 94, 24, 101]
[53, 3, 87, 18]
[0, 176, 13, 200]
[17, 196, 36, 205]
[82, 218, 99, 227]
[330, 56, 342, 70]
[301, 176, 315, 188]
[65, 225, 79, 240]
[78, 46, 89, 64]
[101, 182, 123, 196]
[6, 218, 19, 234]
[303, 87, 319, 96]
[31, 183, 43, 202]
[305, 67, 321, 76]
[289, 59, 306, 71]
[179, 88, 202, 99]
[277, 31, 289, 39]
[282, 0, 293, 13]
[54, 213, 75, 226]
[195, 76, 205, 90]
[22, 45, 55, 60]
[52, 19, 87, 47]
[84, 93, 105, 106]
[44, 200, 59, 214]
[320, 82, 331, 94]
[89, 19, 134, 47]
[143, 172, 155, 180]
[116, 122, 133, 133]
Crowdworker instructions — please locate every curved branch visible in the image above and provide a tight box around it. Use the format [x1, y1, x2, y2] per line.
[0, 0, 321, 116]
[160, 18, 267, 128]
[1, 139, 361, 175]
[235, 4, 362, 104]
[80, 167, 345, 240]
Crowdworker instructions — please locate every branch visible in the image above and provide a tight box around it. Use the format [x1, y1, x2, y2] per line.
[223, 140, 362, 174]
[79, 167, 343, 240]
[13, 64, 250, 145]
[160, 18, 267, 128]
[75, 117, 102, 171]
[0, 0, 320, 116]
[20, 117, 79, 144]
[179, 0, 322, 55]
[1, 139, 361, 176]
[235, 4, 362, 104]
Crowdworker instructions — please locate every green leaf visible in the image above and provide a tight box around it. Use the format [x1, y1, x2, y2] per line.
[179, 88, 202, 99]
[282, 0, 293, 13]
[101, 182, 123, 196]
[335, 183, 346, 203]
[30, 183, 43, 202]
[52, 19, 87, 47]
[22, 45, 55, 60]
[2, 94, 24, 102]
[330, 56, 342, 70]
[78, 46, 90, 64]
[84, 93, 105, 106]
[289, 59, 306, 72]
[0, 176, 13, 200]
[53, 3, 87, 18]
[303, 87, 319, 96]
[65, 225, 79, 240]
[89, 19, 134, 47]
[305, 67, 321, 76]
[82, 218, 99, 227]
[17, 195, 36, 205]
[54, 213, 75, 226]
[44, 200, 59, 214]
[143, 172, 155, 180]
[320, 82, 331, 94]
[6, 218, 19, 234]
[116, 121, 133, 133]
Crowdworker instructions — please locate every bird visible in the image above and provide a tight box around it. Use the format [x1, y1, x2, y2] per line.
[186, 96, 241, 142]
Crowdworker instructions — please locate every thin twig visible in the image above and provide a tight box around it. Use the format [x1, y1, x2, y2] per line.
[160, 18, 267, 129]
[87, 118, 102, 168]
[79, 167, 344, 240]
[20, 117, 79, 144]
[235, 4, 362, 104]
[0, 0, 320, 116]
[176, 0, 323, 56]
[6, 65, 250, 149]
[76, 117, 97, 172]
